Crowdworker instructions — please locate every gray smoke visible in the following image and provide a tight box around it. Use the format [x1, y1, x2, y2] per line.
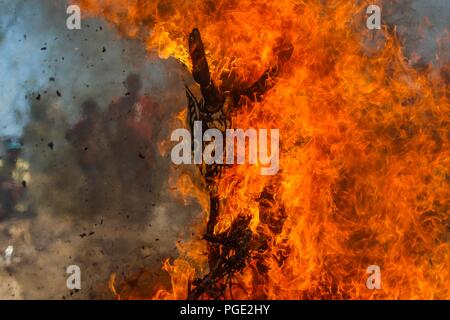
[0, 0, 202, 299]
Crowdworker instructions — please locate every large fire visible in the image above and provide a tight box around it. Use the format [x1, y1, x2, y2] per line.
[76, 0, 449, 299]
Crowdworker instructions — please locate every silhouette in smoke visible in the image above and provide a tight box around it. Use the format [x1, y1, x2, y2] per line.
[104, 74, 160, 187]
[66, 100, 105, 177]
[104, 74, 143, 187]
[66, 99, 106, 209]
[63, 73, 162, 217]
[106, 73, 142, 127]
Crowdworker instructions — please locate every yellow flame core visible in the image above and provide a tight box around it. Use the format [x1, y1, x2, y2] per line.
[77, 0, 449, 299]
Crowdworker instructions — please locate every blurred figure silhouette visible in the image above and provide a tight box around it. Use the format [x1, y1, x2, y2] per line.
[66, 100, 105, 210]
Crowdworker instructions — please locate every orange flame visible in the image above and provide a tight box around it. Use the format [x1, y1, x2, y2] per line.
[76, 0, 449, 299]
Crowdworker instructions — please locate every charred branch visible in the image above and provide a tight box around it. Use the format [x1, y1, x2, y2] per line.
[189, 28, 224, 113]
[188, 216, 252, 300]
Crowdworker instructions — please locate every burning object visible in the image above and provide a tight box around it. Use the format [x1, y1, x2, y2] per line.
[177, 29, 292, 299]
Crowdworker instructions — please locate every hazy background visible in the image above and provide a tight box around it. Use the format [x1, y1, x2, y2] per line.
[0, 0, 203, 299]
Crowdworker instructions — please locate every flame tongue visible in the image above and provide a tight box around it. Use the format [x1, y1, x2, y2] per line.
[78, 0, 449, 299]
